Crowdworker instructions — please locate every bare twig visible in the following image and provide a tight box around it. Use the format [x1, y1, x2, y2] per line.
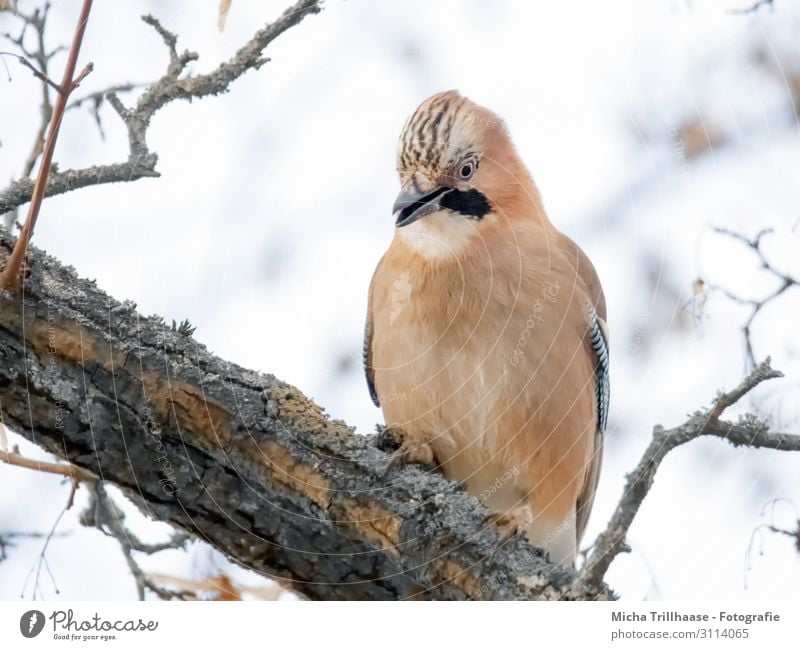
[0, 531, 67, 562]
[1, 444, 96, 482]
[729, 0, 774, 14]
[0, 422, 92, 592]
[0, 52, 59, 90]
[0, 7, 54, 232]
[0, 0, 94, 290]
[66, 83, 143, 111]
[580, 358, 800, 591]
[709, 355, 784, 418]
[1, 4, 60, 180]
[82, 483, 192, 600]
[767, 523, 800, 552]
[24, 501, 67, 597]
[0, 0, 323, 216]
[66, 82, 146, 140]
[745, 500, 800, 586]
[20, 480, 82, 599]
[703, 227, 798, 369]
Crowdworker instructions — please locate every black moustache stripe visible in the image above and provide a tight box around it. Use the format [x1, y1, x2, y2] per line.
[440, 188, 491, 219]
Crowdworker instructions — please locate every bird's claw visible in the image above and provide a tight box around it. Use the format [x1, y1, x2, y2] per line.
[383, 440, 436, 477]
[484, 509, 532, 551]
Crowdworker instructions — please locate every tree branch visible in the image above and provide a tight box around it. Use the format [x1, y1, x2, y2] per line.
[0, 0, 323, 216]
[579, 358, 800, 590]
[0, 234, 607, 601]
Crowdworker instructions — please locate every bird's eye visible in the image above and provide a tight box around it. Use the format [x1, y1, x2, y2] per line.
[458, 160, 475, 181]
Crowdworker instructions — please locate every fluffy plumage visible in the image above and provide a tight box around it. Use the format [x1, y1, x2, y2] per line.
[364, 90, 608, 565]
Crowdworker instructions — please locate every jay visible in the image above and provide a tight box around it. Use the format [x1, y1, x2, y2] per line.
[364, 90, 609, 566]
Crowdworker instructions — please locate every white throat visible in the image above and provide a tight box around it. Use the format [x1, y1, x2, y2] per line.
[397, 211, 477, 261]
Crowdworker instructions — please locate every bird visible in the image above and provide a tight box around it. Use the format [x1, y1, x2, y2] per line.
[363, 90, 608, 567]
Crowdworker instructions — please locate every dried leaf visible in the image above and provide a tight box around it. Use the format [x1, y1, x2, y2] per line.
[692, 278, 705, 296]
[0, 422, 7, 453]
[209, 574, 241, 601]
[218, 0, 232, 32]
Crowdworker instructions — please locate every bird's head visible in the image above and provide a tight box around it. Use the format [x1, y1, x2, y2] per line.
[393, 90, 538, 252]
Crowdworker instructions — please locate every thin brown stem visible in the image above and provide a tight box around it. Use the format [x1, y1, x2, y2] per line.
[1, 444, 96, 482]
[0, 0, 94, 291]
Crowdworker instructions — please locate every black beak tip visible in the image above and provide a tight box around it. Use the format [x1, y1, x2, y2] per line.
[395, 209, 419, 228]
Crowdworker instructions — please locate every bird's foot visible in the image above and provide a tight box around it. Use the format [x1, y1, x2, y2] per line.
[485, 507, 533, 547]
[381, 427, 436, 476]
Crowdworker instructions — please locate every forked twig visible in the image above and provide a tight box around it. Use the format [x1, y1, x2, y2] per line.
[579, 358, 800, 591]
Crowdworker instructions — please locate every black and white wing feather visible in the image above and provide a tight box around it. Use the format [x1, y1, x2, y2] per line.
[576, 303, 610, 544]
[363, 311, 379, 407]
[588, 305, 610, 432]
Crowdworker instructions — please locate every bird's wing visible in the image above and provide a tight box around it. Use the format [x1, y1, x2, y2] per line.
[553, 232, 609, 540]
[557, 232, 607, 322]
[363, 312, 379, 407]
[576, 306, 609, 544]
[363, 258, 384, 408]
[588, 309, 610, 432]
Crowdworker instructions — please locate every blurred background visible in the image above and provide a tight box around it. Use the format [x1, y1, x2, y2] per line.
[1, 0, 799, 600]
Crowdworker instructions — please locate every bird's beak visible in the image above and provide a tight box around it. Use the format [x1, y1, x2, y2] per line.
[393, 185, 452, 228]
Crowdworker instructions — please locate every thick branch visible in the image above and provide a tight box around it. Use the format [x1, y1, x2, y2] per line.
[579, 358, 799, 590]
[0, 0, 322, 215]
[0, 235, 607, 601]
